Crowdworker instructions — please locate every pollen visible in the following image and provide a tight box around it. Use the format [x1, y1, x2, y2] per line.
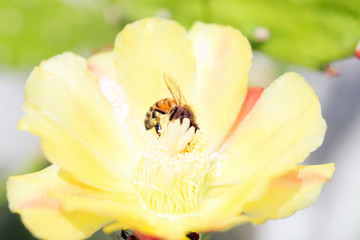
[135, 118, 212, 216]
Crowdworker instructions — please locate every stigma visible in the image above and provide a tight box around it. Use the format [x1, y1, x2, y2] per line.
[135, 118, 212, 216]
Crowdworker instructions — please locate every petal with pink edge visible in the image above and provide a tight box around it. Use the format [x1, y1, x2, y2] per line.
[188, 22, 251, 148]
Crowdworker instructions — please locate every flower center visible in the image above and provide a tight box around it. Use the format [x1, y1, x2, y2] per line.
[135, 118, 211, 216]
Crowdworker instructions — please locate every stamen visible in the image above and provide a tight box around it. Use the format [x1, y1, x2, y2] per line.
[163, 118, 195, 154]
[179, 118, 190, 135]
[135, 118, 211, 216]
[177, 126, 195, 152]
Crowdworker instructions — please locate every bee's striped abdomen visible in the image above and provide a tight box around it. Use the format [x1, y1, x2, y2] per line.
[144, 98, 177, 131]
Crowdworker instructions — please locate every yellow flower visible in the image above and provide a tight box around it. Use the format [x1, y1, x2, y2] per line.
[7, 18, 334, 240]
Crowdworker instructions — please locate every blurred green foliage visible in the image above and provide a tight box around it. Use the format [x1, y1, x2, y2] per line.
[0, 0, 120, 67]
[0, 207, 37, 240]
[0, 0, 359, 69]
[124, 0, 360, 69]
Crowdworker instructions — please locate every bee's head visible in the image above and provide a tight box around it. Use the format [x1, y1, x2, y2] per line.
[169, 105, 198, 131]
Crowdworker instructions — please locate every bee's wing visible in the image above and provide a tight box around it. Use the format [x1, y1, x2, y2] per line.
[163, 73, 186, 108]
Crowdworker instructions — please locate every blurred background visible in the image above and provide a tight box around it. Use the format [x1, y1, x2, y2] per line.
[0, 0, 359, 239]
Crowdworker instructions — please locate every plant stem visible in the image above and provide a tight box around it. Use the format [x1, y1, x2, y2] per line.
[200, 233, 212, 240]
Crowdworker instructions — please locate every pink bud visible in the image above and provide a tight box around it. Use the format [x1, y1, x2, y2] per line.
[324, 64, 340, 77]
[355, 41, 360, 59]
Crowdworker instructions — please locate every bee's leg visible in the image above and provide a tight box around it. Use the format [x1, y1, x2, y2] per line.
[155, 123, 162, 136]
[191, 123, 199, 132]
[153, 109, 165, 136]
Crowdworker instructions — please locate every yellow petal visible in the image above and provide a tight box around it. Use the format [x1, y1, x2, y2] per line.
[17, 209, 110, 240]
[183, 164, 334, 233]
[88, 51, 146, 153]
[18, 52, 136, 192]
[53, 189, 155, 229]
[9, 165, 172, 240]
[7, 165, 114, 240]
[213, 72, 326, 187]
[243, 164, 335, 223]
[114, 18, 196, 123]
[60, 193, 188, 240]
[188, 22, 251, 148]
[201, 72, 326, 218]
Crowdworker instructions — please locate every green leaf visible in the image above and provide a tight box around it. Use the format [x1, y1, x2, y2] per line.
[2, 0, 359, 69]
[200, 233, 212, 240]
[125, 0, 360, 69]
[0, 0, 121, 67]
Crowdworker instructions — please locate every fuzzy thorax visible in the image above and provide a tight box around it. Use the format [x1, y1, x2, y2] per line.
[135, 118, 211, 216]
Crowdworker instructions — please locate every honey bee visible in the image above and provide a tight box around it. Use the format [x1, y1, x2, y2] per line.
[144, 74, 198, 135]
